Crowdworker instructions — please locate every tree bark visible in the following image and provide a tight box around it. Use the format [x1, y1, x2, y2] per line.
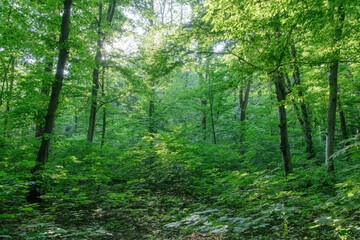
[87, 1, 116, 142]
[101, 66, 106, 148]
[3, 57, 15, 138]
[148, 0, 156, 137]
[0, 56, 15, 107]
[291, 46, 315, 159]
[199, 74, 207, 141]
[149, 81, 156, 135]
[170, 0, 173, 24]
[326, 62, 339, 172]
[201, 99, 207, 141]
[207, 73, 216, 145]
[239, 80, 251, 122]
[338, 98, 351, 161]
[239, 79, 251, 145]
[209, 98, 216, 145]
[74, 110, 78, 133]
[27, 0, 72, 203]
[284, 74, 303, 127]
[87, 4, 103, 142]
[326, 4, 344, 172]
[338, 99, 348, 140]
[274, 71, 293, 177]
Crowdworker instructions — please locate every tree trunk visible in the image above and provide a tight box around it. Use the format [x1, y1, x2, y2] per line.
[274, 71, 293, 177]
[338, 99, 348, 140]
[209, 98, 216, 145]
[149, 80, 156, 135]
[87, 4, 103, 142]
[239, 80, 251, 122]
[291, 46, 315, 159]
[101, 66, 106, 148]
[74, 110, 78, 133]
[170, 0, 173, 24]
[338, 98, 351, 161]
[239, 79, 251, 145]
[326, 62, 338, 172]
[284, 74, 304, 128]
[208, 73, 216, 145]
[0, 56, 15, 107]
[199, 74, 207, 141]
[87, 1, 116, 142]
[27, 0, 72, 203]
[326, 4, 344, 172]
[3, 57, 15, 138]
[201, 99, 207, 141]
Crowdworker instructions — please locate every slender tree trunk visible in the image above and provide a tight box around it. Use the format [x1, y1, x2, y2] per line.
[338, 99, 348, 140]
[74, 110, 78, 133]
[338, 98, 351, 161]
[170, 0, 173, 24]
[180, 5, 183, 23]
[3, 57, 15, 137]
[239, 80, 251, 122]
[291, 46, 315, 159]
[201, 99, 207, 141]
[148, 0, 156, 136]
[326, 4, 344, 172]
[326, 62, 339, 172]
[207, 73, 216, 145]
[0, 56, 14, 107]
[149, 81, 156, 135]
[87, 4, 103, 142]
[148, 81, 156, 165]
[27, 0, 72, 203]
[209, 98, 216, 145]
[274, 71, 293, 177]
[101, 66, 106, 148]
[239, 79, 251, 145]
[199, 74, 207, 141]
[284, 74, 303, 126]
[160, 0, 166, 24]
[146, 0, 156, 165]
[87, 1, 116, 142]
[87, 50, 101, 142]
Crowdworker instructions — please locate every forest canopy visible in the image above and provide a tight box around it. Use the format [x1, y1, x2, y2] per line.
[1, 0, 359, 239]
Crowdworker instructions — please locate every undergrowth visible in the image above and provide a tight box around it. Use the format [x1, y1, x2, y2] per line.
[1, 133, 359, 239]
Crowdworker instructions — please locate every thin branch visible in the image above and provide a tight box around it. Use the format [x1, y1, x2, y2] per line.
[229, 52, 258, 69]
[95, 97, 121, 113]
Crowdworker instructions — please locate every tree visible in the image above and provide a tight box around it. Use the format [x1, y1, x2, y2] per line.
[289, 45, 315, 160]
[326, 3, 345, 172]
[27, 0, 73, 203]
[87, 0, 117, 142]
[203, 0, 298, 176]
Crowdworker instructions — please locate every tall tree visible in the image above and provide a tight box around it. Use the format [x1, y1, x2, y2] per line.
[203, 0, 299, 175]
[199, 75, 207, 141]
[326, 3, 345, 172]
[3, 57, 15, 138]
[274, 71, 293, 176]
[290, 45, 315, 159]
[239, 78, 251, 145]
[87, 0, 116, 142]
[27, 0, 73, 203]
[101, 65, 107, 147]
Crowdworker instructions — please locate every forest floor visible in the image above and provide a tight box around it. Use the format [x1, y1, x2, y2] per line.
[1, 144, 359, 239]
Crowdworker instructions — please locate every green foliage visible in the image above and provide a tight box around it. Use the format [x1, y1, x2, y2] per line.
[1, 0, 360, 239]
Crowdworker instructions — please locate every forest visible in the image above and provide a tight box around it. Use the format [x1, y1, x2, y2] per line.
[1, 0, 359, 239]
